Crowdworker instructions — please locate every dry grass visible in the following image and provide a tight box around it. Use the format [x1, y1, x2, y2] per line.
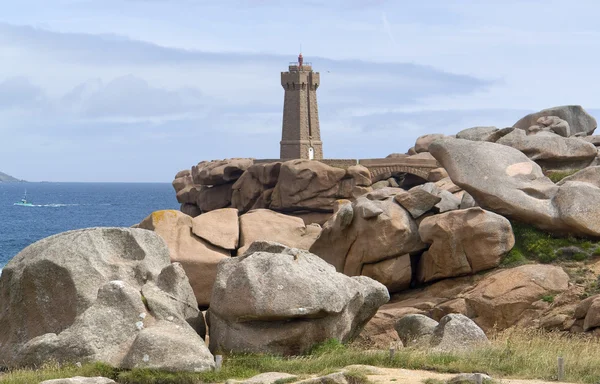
[3, 329, 600, 384]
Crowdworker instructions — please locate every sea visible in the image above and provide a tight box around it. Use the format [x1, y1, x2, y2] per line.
[0, 182, 179, 272]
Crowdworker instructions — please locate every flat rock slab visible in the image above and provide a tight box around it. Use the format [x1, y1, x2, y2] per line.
[40, 377, 116, 384]
[192, 208, 240, 250]
[226, 372, 297, 384]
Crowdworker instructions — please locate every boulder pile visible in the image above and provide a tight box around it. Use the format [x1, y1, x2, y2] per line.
[137, 208, 321, 307]
[0, 228, 214, 371]
[173, 159, 374, 225]
[4, 104, 600, 373]
[208, 241, 389, 355]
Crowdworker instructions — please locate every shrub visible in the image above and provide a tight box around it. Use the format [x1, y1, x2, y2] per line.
[506, 221, 599, 265]
[541, 294, 555, 303]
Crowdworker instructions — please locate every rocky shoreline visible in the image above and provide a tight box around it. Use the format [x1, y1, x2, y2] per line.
[2, 105, 600, 380]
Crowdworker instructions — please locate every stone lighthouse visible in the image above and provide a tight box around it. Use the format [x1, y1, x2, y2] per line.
[280, 53, 323, 160]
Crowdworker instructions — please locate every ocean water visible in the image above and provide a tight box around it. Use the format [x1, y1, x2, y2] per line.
[0, 182, 179, 270]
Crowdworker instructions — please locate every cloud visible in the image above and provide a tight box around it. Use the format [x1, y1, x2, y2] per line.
[0, 77, 46, 110]
[381, 12, 396, 45]
[0, 21, 496, 181]
[78, 75, 207, 120]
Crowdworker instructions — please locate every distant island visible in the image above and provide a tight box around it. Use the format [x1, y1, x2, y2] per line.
[0, 171, 25, 182]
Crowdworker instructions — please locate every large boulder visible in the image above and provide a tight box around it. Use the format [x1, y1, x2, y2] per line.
[208, 242, 390, 355]
[428, 138, 560, 229]
[394, 314, 438, 347]
[513, 105, 597, 137]
[553, 181, 600, 237]
[429, 138, 600, 237]
[270, 160, 367, 212]
[172, 169, 193, 194]
[361, 255, 412, 294]
[191, 208, 239, 250]
[574, 295, 600, 331]
[238, 209, 321, 255]
[138, 210, 230, 307]
[429, 314, 489, 352]
[0, 227, 214, 371]
[557, 166, 600, 188]
[415, 134, 446, 153]
[310, 197, 426, 287]
[231, 162, 282, 212]
[394, 188, 441, 219]
[463, 264, 569, 330]
[455, 126, 500, 142]
[417, 208, 515, 283]
[526, 116, 571, 137]
[192, 158, 253, 186]
[497, 129, 597, 169]
[196, 183, 234, 212]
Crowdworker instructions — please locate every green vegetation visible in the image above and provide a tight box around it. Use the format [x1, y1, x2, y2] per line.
[423, 379, 446, 384]
[342, 368, 372, 384]
[503, 221, 600, 266]
[541, 294, 555, 303]
[4, 330, 600, 384]
[546, 169, 581, 183]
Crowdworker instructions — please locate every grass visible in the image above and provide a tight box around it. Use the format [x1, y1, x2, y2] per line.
[4, 329, 600, 384]
[503, 221, 600, 267]
[546, 169, 581, 183]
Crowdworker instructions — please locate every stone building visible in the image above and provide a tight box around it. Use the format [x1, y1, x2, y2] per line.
[280, 53, 323, 160]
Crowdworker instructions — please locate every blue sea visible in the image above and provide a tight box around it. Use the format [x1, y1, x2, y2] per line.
[0, 182, 179, 270]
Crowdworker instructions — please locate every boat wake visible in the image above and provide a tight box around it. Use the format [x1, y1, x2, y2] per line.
[16, 203, 81, 207]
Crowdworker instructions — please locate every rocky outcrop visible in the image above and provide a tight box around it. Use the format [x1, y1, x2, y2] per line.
[513, 105, 597, 137]
[496, 129, 597, 169]
[310, 197, 426, 289]
[139, 210, 230, 307]
[463, 264, 569, 329]
[208, 241, 389, 355]
[417, 208, 515, 283]
[231, 162, 282, 212]
[0, 227, 214, 371]
[270, 160, 369, 212]
[139, 208, 322, 306]
[238, 209, 321, 255]
[428, 138, 600, 237]
[193, 158, 253, 186]
[175, 159, 373, 224]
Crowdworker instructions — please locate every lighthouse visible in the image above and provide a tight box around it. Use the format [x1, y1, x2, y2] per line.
[280, 53, 323, 160]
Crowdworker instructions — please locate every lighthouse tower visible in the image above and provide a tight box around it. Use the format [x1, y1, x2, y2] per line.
[280, 53, 323, 160]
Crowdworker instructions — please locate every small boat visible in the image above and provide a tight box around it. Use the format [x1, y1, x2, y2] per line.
[14, 190, 35, 207]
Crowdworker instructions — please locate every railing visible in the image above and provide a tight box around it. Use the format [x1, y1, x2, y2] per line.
[289, 62, 313, 66]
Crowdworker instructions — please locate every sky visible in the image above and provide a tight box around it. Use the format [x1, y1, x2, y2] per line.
[1, 0, 599, 182]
